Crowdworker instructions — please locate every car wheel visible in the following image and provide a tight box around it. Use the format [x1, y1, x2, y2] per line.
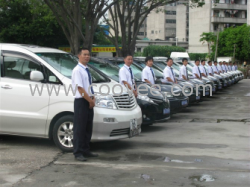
[53, 115, 74, 152]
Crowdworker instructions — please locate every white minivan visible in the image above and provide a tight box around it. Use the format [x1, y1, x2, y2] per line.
[0, 44, 142, 151]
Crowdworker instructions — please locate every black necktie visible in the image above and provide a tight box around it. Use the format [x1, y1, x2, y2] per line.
[170, 67, 175, 82]
[150, 67, 155, 78]
[186, 67, 189, 79]
[86, 68, 94, 94]
[129, 67, 135, 89]
[198, 66, 202, 78]
[204, 67, 208, 76]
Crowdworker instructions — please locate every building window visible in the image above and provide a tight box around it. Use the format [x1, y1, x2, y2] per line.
[137, 32, 144, 36]
[166, 19, 176, 23]
[165, 28, 176, 36]
[151, 30, 154, 34]
[166, 11, 176, 15]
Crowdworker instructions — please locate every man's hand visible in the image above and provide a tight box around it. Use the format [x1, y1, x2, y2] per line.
[89, 98, 95, 109]
[133, 90, 138, 98]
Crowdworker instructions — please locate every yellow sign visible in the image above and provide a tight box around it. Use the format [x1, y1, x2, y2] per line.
[59, 46, 121, 53]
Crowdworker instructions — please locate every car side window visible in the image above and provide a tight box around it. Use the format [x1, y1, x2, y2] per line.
[44, 67, 61, 84]
[3, 56, 42, 80]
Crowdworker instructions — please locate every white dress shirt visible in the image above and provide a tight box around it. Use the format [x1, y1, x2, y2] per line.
[72, 63, 92, 98]
[208, 65, 214, 75]
[142, 66, 156, 84]
[234, 65, 238, 70]
[119, 64, 136, 90]
[225, 65, 229, 72]
[228, 65, 232, 71]
[163, 66, 175, 83]
[179, 65, 188, 80]
[212, 65, 219, 74]
[232, 66, 236, 71]
[192, 65, 201, 78]
[218, 65, 222, 72]
[222, 65, 227, 72]
[199, 65, 208, 76]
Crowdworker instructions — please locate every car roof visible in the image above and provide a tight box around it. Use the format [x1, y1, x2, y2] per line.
[0, 43, 66, 53]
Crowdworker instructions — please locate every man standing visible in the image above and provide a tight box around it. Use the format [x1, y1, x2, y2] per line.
[212, 61, 220, 75]
[207, 61, 214, 76]
[163, 58, 177, 83]
[71, 48, 98, 162]
[218, 61, 223, 73]
[192, 59, 202, 79]
[179, 58, 189, 80]
[199, 60, 208, 77]
[222, 61, 227, 73]
[119, 54, 138, 97]
[142, 56, 156, 85]
[232, 62, 236, 71]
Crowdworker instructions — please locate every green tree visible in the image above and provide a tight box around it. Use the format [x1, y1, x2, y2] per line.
[199, 32, 216, 60]
[142, 45, 185, 57]
[213, 24, 250, 61]
[0, 0, 68, 47]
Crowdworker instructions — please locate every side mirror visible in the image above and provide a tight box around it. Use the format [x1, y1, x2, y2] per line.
[49, 75, 57, 82]
[30, 71, 44, 82]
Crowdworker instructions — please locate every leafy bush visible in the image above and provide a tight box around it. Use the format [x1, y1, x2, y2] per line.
[142, 45, 186, 57]
[189, 53, 208, 61]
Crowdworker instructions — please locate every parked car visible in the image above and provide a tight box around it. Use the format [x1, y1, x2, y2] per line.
[0, 44, 142, 152]
[88, 57, 171, 124]
[103, 57, 189, 114]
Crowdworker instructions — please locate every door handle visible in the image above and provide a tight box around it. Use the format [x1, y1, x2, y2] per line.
[1, 85, 12, 89]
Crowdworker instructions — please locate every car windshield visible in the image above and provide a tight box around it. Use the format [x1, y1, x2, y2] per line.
[153, 61, 165, 69]
[88, 60, 120, 82]
[36, 53, 108, 83]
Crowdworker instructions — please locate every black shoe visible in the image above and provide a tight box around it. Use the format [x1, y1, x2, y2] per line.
[83, 152, 98, 157]
[75, 155, 87, 161]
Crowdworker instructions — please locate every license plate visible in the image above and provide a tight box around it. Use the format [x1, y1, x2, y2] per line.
[129, 119, 139, 137]
[181, 100, 188, 106]
[212, 88, 215, 92]
[205, 91, 209, 95]
[196, 96, 200, 100]
[163, 108, 170, 115]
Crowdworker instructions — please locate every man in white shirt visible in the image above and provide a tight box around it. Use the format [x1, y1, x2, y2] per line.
[192, 59, 202, 79]
[232, 62, 236, 71]
[142, 56, 156, 84]
[199, 60, 208, 77]
[234, 62, 238, 70]
[179, 58, 189, 80]
[163, 58, 177, 83]
[228, 62, 233, 71]
[212, 61, 220, 74]
[218, 62, 223, 73]
[119, 54, 138, 97]
[222, 61, 227, 73]
[225, 62, 230, 72]
[71, 48, 97, 161]
[207, 61, 214, 76]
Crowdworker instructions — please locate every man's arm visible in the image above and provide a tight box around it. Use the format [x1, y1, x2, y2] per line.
[78, 87, 95, 109]
[182, 75, 187, 80]
[167, 77, 174, 82]
[144, 79, 152, 84]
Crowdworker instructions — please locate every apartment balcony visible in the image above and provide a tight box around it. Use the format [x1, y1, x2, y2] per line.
[212, 3, 247, 10]
[211, 17, 246, 24]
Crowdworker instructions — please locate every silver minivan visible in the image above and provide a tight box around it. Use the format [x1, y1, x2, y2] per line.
[0, 44, 142, 151]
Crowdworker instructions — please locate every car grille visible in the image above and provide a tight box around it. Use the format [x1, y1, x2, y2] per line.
[113, 94, 136, 109]
[110, 128, 130, 137]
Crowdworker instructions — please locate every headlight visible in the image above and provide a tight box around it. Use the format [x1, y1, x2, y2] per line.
[137, 95, 154, 103]
[95, 95, 117, 109]
[164, 92, 173, 98]
[184, 88, 190, 93]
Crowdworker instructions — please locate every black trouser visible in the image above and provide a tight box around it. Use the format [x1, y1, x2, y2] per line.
[73, 98, 94, 157]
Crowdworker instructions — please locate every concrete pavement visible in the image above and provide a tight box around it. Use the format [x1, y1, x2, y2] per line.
[0, 80, 250, 187]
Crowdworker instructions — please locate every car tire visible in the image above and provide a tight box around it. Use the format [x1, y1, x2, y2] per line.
[53, 115, 74, 152]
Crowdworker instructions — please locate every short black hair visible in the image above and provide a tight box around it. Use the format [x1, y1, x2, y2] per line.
[208, 61, 212, 64]
[182, 58, 188, 62]
[214, 61, 218, 64]
[145, 56, 153, 63]
[78, 47, 89, 55]
[195, 59, 200, 63]
[124, 54, 133, 58]
[167, 58, 173, 62]
[201, 59, 205, 63]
